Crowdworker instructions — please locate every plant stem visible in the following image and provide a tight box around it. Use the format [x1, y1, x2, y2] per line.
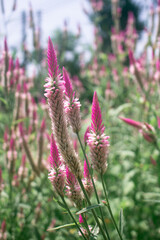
[77, 132, 111, 240]
[101, 174, 124, 240]
[77, 176, 108, 240]
[60, 196, 87, 240]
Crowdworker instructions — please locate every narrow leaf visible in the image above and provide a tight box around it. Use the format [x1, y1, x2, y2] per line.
[76, 204, 103, 215]
[47, 223, 77, 232]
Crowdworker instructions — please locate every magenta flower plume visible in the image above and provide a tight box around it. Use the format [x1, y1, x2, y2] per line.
[87, 92, 110, 174]
[47, 36, 58, 78]
[50, 134, 61, 168]
[84, 160, 89, 179]
[66, 166, 83, 208]
[63, 67, 81, 133]
[91, 92, 104, 134]
[119, 116, 143, 129]
[79, 214, 84, 224]
[63, 67, 73, 98]
[44, 37, 82, 178]
[128, 50, 135, 65]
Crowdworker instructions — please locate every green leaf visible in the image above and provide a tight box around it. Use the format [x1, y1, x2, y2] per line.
[47, 223, 77, 232]
[143, 199, 160, 203]
[0, 97, 8, 106]
[119, 208, 123, 235]
[76, 204, 103, 215]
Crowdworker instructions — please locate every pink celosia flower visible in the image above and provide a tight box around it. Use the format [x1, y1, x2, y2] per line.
[48, 134, 65, 196]
[87, 92, 110, 174]
[119, 116, 143, 129]
[66, 166, 83, 208]
[44, 37, 82, 178]
[79, 214, 84, 224]
[63, 67, 81, 133]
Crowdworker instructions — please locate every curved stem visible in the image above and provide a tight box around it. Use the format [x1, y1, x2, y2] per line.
[60, 196, 87, 240]
[77, 132, 111, 240]
[101, 174, 124, 240]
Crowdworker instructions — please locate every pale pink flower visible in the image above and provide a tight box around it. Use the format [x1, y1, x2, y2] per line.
[87, 92, 110, 174]
[48, 134, 65, 196]
[66, 167, 83, 208]
[63, 67, 81, 133]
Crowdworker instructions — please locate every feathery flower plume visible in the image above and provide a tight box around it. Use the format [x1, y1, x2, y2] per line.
[44, 37, 82, 178]
[48, 134, 65, 196]
[63, 67, 81, 133]
[66, 166, 83, 208]
[87, 92, 110, 174]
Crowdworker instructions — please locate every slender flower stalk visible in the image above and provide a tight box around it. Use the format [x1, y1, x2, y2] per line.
[101, 173, 124, 240]
[44, 37, 82, 178]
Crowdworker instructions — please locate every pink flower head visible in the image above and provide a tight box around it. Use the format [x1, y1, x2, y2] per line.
[47, 36, 58, 78]
[87, 92, 110, 174]
[9, 138, 15, 151]
[63, 67, 81, 133]
[48, 168, 65, 196]
[84, 126, 90, 145]
[128, 50, 135, 65]
[19, 122, 24, 137]
[44, 37, 62, 98]
[9, 57, 14, 71]
[22, 154, 26, 167]
[63, 67, 73, 98]
[66, 166, 76, 187]
[66, 166, 83, 207]
[91, 92, 105, 134]
[50, 134, 61, 168]
[79, 214, 84, 224]
[4, 37, 8, 52]
[84, 160, 90, 179]
[119, 116, 143, 129]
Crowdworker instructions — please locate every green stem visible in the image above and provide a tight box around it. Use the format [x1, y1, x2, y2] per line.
[60, 196, 87, 240]
[77, 176, 108, 240]
[101, 174, 124, 240]
[77, 132, 111, 240]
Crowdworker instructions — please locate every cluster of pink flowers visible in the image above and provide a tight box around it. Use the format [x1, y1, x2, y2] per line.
[45, 37, 109, 208]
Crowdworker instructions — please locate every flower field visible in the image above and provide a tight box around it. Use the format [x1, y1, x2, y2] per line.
[0, 1, 160, 239]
